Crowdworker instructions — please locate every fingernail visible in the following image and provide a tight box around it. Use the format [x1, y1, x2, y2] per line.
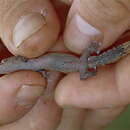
[75, 14, 101, 35]
[13, 13, 46, 48]
[64, 14, 103, 53]
[16, 84, 45, 106]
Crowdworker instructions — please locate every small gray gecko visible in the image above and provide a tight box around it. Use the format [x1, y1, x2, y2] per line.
[0, 41, 130, 80]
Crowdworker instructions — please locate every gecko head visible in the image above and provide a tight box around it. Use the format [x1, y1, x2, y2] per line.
[0, 56, 28, 74]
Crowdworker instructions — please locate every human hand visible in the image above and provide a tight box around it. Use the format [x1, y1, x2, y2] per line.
[0, 0, 130, 130]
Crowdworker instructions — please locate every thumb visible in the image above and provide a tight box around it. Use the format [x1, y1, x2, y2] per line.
[0, 0, 60, 58]
[64, 0, 130, 54]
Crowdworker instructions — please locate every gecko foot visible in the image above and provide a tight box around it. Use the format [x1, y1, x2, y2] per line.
[80, 42, 101, 63]
[79, 42, 101, 79]
[87, 41, 101, 54]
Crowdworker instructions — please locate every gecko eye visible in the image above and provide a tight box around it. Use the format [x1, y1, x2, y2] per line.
[15, 56, 28, 63]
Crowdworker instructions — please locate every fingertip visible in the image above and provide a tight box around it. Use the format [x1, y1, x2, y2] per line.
[0, 0, 60, 58]
[64, 14, 103, 54]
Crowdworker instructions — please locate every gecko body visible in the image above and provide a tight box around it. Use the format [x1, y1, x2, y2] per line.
[0, 41, 130, 79]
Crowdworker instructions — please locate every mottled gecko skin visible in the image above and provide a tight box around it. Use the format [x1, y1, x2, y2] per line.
[0, 41, 130, 80]
[87, 41, 130, 68]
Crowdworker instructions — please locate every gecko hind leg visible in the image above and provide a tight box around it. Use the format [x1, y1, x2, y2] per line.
[79, 42, 101, 80]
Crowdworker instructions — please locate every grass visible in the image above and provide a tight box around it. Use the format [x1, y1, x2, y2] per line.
[105, 106, 130, 130]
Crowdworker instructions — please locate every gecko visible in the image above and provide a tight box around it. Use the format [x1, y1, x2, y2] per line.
[0, 41, 130, 80]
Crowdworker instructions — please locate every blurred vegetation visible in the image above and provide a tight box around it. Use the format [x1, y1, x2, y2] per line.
[105, 106, 130, 130]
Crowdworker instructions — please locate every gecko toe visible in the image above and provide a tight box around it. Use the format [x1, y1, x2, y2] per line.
[88, 41, 101, 54]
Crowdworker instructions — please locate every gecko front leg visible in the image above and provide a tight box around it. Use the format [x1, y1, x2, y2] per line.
[79, 42, 101, 80]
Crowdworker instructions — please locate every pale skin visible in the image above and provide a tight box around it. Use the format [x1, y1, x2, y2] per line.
[0, 0, 130, 130]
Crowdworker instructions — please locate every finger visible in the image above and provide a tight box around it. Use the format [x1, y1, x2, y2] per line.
[0, 0, 60, 58]
[0, 100, 61, 130]
[83, 107, 125, 130]
[0, 71, 62, 130]
[115, 54, 130, 104]
[55, 54, 130, 109]
[0, 71, 46, 125]
[55, 65, 118, 108]
[64, 0, 130, 54]
[57, 108, 86, 130]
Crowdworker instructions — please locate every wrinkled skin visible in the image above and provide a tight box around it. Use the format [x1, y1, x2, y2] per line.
[0, 0, 130, 130]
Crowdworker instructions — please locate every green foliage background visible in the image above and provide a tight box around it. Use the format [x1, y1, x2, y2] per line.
[105, 106, 130, 130]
